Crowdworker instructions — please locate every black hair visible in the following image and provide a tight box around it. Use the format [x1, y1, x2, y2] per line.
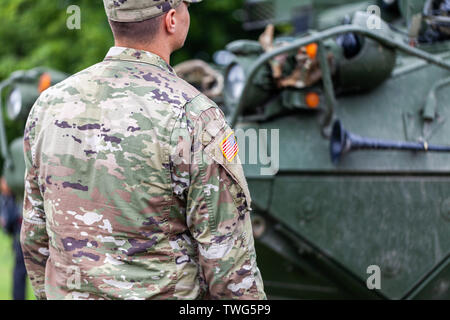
[108, 15, 164, 45]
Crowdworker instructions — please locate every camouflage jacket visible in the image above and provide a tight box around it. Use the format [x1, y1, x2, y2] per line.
[20, 47, 266, 300]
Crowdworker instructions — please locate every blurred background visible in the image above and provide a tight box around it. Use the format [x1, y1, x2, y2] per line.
[0, 0, 259, 300]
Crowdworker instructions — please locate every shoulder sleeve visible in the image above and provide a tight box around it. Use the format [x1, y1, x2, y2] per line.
[183, 95, 266, 300]
[20, 100, 49, 300]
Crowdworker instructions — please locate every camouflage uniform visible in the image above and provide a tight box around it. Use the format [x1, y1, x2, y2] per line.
[20, 45, 266, 300]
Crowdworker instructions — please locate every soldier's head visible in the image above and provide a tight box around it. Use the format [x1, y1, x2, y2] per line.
[104, 0, 201, 52]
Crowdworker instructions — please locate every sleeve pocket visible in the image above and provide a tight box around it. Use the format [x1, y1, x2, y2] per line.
[202, 126, 252, 212]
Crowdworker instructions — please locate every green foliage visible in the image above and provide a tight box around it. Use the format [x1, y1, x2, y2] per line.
[0, 0, 257, 80]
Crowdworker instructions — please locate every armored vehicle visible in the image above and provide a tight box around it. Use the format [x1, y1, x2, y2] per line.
[211, 0, 450, 299]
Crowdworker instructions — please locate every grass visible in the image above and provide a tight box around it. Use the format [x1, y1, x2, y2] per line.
[0, 230, 35, 300]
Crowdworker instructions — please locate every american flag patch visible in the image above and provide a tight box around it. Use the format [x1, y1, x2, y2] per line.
[220, 131, 239, 162]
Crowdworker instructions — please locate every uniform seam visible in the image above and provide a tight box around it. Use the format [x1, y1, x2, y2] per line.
[103, 58, 175, 75]
[221, 168, 247, 219]
[166, 105, 180, 292]
[240, 231, 259, 296]
[185, 98, 219, 234]
[26, 107, 44, 201]
[198, 147, 218, 234]
[195, 107, 227, 236]
[183, 93, 204, 120]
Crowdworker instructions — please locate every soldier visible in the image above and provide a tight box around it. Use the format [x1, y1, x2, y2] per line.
[0, 177, 27, 300]
[20, 0, 266, 300]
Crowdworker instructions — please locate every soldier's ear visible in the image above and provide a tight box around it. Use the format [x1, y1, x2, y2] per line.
[164, 9, 177, 35]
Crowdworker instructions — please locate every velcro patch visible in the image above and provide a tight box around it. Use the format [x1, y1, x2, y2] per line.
[220, 131, 239, 162]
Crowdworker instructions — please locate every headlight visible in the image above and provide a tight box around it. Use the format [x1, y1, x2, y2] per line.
[7, 88, 22, 120]
[225, 63, 246, 101]
[6, 83, 40, 121]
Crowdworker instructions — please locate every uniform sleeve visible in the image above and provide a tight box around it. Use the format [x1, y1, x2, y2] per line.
[20, 106, 49, 300]
[184, 102, 266, 300]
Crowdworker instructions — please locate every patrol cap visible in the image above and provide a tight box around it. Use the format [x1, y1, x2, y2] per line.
[104, 0, 202, 23]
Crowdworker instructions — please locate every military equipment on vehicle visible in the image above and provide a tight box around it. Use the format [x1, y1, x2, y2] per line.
[330, 120, 450, 164]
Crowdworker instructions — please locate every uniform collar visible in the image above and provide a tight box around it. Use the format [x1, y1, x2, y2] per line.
[104, 47, 176, 75]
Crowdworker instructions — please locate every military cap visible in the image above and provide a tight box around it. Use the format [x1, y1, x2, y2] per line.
[104, 0, 202, 23]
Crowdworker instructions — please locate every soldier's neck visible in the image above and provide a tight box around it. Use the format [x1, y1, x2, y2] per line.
[114, 41, 172, 65]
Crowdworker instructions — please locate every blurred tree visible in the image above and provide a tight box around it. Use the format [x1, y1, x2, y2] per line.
[0, 0, 259, 80]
